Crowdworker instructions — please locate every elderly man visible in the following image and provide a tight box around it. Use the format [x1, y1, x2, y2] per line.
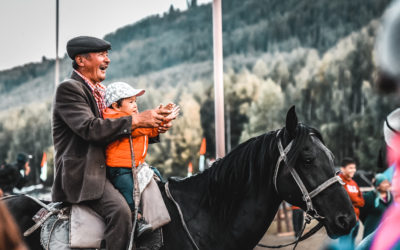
[51, 36, 171, 250]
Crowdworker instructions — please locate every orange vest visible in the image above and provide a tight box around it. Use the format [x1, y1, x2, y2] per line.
[339, 173, 365, 219]
[103, 108, 158, 168]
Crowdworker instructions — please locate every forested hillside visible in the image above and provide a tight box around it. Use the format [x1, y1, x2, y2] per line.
[0, 0, 391, 98]
[0, 0, 397, 180]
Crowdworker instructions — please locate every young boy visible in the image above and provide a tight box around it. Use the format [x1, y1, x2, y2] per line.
[338, 157, 365, 247]
[104, 81, 178, 237]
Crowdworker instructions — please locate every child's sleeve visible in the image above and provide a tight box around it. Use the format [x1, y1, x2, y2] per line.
[132, 128, 159, 138]
[149, 128, 159, 138]
[353, 184, 365, 208]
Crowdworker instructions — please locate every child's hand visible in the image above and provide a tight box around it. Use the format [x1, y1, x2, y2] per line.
[164, 105, 180, 121]
[157, 103, 180, 133]
[157, 103, 180, 121]
[164, 103, 175, 111]
[158, 121, 172, 133]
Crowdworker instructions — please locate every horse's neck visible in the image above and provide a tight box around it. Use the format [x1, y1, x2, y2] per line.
[216, 185, 281, 249]
[170, 172, 281, 249]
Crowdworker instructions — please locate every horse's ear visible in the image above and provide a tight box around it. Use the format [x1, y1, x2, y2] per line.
[285, 106, 298, 139]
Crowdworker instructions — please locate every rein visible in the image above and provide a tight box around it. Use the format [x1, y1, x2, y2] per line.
[258, 131, 344, 249]
[257, 221, 324, 249]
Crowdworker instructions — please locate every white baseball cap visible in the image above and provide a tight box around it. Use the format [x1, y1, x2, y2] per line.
[384, 108, 400, 149]
[105, 82, 145, 107]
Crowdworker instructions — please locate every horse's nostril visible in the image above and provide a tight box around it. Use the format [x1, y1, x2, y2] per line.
[336, 215, 350, 230]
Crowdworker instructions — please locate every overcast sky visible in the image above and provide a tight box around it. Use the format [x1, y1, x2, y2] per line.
[0, 0, 212, 71]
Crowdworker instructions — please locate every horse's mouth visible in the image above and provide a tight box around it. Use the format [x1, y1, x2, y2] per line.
[323, 220, 354, 239]
[325, 228, 340, 239]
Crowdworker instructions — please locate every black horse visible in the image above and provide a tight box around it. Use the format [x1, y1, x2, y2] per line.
[4, 107, 356, 250]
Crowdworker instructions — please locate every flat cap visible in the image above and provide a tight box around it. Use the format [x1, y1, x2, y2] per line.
[66, 36, 111, 59]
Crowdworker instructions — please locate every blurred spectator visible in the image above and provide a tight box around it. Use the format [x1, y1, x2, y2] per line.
[338, 157, 365, 248]
[291, 205, 303, 238]
[0, 153, 31, 194]
[0, 201, 27, 250]
[360, 173, 392, 239]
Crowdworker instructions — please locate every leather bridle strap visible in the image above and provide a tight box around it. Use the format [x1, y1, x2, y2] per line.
[309, 175, 344, 198]
[273, 139, 293, 192]
[274, 137, 317, 216]
[273, 132, 343, 220]
[260, 131, 344, 249]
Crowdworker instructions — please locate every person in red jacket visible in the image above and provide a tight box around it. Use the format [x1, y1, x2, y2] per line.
[338, 157, 365, 247]
[104, 81, 179, 237]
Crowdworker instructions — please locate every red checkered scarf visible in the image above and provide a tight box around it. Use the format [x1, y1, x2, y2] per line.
[74, 70, 106, 117]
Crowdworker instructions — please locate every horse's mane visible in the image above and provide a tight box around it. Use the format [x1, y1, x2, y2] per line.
[202, 131, 277, 219]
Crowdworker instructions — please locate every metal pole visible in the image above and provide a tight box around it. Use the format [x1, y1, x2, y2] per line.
[55, 0, 60, 87]
[212, 0, 225, 158]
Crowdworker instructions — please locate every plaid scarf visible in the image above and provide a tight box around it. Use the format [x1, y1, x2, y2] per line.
[74, 70, 106, 117]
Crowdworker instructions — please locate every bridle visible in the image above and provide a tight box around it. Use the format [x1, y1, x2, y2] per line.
[273, 130, 344, 222]
[256, 130, 345, 249]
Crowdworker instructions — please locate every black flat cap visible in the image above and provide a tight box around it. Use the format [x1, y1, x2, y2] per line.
[66, 36, 111, 59]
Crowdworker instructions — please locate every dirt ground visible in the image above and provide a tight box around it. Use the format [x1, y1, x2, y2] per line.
[254, 220, 364, 250]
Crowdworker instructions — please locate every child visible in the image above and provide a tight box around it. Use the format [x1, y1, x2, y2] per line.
[338, 157, 365, 247]
[104, 81, 177, 237]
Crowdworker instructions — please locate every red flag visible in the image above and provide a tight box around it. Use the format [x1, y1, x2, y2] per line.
[188, 162, 193, 174]
[199, 138, 206, 155]
[40, 152, 47, 168]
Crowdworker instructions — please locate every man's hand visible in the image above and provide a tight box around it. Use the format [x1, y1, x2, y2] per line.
[132, 109, 165, 129]
[131, 103, 179, 131]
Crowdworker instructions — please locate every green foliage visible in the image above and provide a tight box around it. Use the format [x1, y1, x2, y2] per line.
[233, 21, 399, 170]
[240, 78, 285, 141]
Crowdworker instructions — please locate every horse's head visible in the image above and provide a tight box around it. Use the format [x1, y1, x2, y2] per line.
[275, 106, 356, 238]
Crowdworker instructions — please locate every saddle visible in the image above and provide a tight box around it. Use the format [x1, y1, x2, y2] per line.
[34, 203, 164, 250]
[26, 177, 170, 250]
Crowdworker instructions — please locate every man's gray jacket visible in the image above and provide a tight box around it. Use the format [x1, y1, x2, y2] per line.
[51, 71, 132, 203]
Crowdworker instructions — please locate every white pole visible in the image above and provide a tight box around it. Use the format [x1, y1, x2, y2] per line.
[54, 0, 59, 182]
[212, 0, 225, 158]
[199, 155, 205, 172]
[55, 0, 59, 87]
